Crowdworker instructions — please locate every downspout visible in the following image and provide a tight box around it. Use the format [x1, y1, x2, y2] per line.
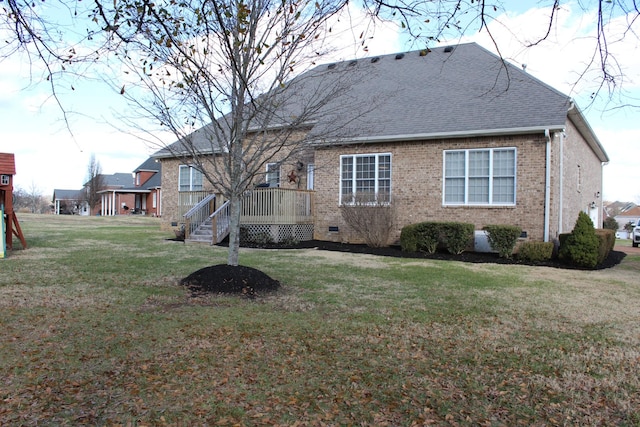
[558, 130, 565, 235]
[544, 129, 551, 242]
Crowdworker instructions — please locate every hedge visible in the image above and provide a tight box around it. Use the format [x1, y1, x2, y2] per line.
[483, 225, 522, 258]
[400, 221, 474, 255]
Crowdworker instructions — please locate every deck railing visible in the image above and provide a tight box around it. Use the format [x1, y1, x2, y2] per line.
[179, 188, 314, 241]
[240, 188, 314, 224]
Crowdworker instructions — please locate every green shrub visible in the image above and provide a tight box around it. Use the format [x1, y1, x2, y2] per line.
[400, 224, 418, 252]
[483, 225, 522, 258]
[401, 221, 474, 255]
[400, 222, 442, 254]
[595, 228, 615, 264]
[603, 216, 619, 231]
[414, 222, 441, 253]
[559, 212, 599, 268]
[517, 241, 554, 263]
[439, 222, 475, 255]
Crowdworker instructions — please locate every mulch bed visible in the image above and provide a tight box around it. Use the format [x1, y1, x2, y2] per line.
[178, 239, 626, 296]
[180, 264, 280, 297]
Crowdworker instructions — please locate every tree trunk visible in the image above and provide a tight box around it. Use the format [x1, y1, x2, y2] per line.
[226, 193, 242, 266]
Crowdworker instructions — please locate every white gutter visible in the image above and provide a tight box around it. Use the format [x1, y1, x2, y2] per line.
[311, 125, 566, 146]
[544, 129, 551, 242]
[559, 131, 564, 234]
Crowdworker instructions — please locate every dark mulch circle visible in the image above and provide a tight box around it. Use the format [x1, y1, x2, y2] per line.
[180, 264, 280, 297]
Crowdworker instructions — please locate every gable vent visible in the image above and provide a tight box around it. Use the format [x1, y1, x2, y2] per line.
[395, 53, 405, 60]
[443, 46, 454, 53]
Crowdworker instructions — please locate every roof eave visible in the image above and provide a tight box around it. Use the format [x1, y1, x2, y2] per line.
[311, 125, 567, 146]
[567, 103, 610, 163]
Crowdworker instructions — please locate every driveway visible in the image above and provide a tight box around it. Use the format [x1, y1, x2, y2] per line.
[615, 244, 640, 255]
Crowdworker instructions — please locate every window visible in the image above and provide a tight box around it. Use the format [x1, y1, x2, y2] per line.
[340, 153, 391, 204]
[178, 165, 203, 191]
[1, 175, 9, 185]
[266, 163, 280, 187]
[443, 148, 516, 205]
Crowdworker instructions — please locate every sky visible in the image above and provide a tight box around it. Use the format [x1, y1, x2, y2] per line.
[1, 1, 638, 203]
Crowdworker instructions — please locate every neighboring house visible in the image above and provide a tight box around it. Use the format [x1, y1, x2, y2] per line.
[154, 43, 609, 245]
[53, 158, 162, 216]
[97, 159, 162, 216]
[614, 206, 640, 239]
[52, 189, 86, 215]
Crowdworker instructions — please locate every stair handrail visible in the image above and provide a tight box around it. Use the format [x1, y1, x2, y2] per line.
[183, 193, 216, 239]
[209, 200, 231, 244]
[183, 193, 216, 218]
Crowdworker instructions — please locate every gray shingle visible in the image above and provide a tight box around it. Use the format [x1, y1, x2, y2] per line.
[155, 43, 575, 155]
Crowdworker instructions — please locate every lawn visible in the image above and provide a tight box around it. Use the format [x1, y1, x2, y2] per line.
[1, 214, 639, 426]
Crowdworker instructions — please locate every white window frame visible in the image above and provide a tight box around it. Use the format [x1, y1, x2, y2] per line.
[266, 163, 280, 187]
[1, 175, 9, 185]
[442, 147, 517, 206]
[339, 153, 392, 205]
[178, 165, 203, 192]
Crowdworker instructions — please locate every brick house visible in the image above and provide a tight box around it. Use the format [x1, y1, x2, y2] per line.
[97, 159, 162, 216]
[53, 158, 162, 216]
[154, 43, 609, 245]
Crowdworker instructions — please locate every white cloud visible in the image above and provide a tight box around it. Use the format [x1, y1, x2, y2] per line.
[450, 2, 640, 203]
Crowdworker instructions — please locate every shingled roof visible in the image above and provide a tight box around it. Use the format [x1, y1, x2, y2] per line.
[0, 153, 16, 175]
[154, 43, 608, 162]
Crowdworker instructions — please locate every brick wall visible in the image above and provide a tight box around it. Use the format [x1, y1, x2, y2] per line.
[313, 134, 551, 244]
[557, 120, 604, 233]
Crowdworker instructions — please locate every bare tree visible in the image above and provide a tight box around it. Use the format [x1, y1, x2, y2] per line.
[3, 1, 638, 107]
[84, 154, 104, 214]
[96, 0, 383, 265]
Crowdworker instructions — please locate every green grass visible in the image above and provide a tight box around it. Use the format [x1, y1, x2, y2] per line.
[1, 214, 639, 425]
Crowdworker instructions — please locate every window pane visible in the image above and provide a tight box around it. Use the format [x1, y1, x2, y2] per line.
[445, 152, 465, 177]
[179, 166, 190, 191]
[444, 177, 465, 203]
[493, 150, 515, 176]
[341, 157, 353, 203]
[493, 177, 515, 203]
[192, 168, 203, 190]
[469, 151, 489, 177]
[355, 156, 375, 200]
[468, 177, 489, 203]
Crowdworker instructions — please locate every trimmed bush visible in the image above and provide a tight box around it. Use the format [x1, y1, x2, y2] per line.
[517, 241, 554, 263]
[595, 228, 615, 264]
[400, 224, 419, 252]
[483, 225, 522, 258]
[439, 222, 475, 255]
[559, 212, 599, 268]
[400, 221, 474, 255]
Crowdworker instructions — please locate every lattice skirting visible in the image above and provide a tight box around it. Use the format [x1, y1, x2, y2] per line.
[242, 224, 314, 243]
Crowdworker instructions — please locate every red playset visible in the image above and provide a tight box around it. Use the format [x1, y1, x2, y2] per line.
[0, 153, 27, 253]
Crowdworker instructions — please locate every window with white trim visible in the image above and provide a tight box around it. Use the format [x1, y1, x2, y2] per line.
[340, 153, 391, 204]
[443, 148, 516, 205]
[266, 163, 280, 187]
[178, 165, 203, 191]
[1, 175, 9, 185]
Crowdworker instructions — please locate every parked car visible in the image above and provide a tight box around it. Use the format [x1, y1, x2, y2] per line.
[633, 220, 640, 248]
